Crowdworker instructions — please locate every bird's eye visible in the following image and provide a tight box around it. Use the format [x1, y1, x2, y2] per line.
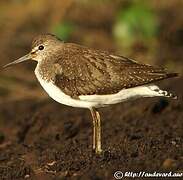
[38, 45, 44, 50]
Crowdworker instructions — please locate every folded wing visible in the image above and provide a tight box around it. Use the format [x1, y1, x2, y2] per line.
[54, 43, 178, 98]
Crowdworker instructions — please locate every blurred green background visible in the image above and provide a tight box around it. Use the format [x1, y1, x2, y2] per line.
[0, 0, 182, 101]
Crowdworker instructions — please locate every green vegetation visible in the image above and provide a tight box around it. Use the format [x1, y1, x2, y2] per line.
[52, 22, 75, 41]
[113, 2, 158, 48]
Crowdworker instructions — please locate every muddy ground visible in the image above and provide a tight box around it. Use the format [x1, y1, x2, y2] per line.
[0, 77, 182, 179]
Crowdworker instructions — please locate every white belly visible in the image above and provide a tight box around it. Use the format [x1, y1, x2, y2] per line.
[35, 67, 167, 109]
[35, 69, 97, 108]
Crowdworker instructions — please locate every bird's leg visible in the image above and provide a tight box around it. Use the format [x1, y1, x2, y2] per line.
[90, 108, 102, 154]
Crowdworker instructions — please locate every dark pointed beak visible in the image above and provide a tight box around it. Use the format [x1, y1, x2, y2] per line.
[3, 54, 31, 69]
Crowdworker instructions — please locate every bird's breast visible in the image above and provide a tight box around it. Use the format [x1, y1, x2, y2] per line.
[34, 65, 98, 108]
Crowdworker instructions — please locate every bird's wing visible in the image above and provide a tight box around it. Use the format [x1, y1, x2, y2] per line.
[54, 43, 177, 98]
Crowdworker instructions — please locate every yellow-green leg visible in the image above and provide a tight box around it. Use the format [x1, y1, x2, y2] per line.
[90, 108, 102, 154]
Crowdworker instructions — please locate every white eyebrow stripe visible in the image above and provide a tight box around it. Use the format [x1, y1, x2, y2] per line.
[31, 47, 39, 53]
[33, 47, 39, 51]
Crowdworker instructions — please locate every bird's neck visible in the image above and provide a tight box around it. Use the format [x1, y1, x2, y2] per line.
[35, 61, 55, 82]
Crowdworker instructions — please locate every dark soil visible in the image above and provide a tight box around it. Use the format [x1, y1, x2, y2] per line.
[0, 78, 182, 179]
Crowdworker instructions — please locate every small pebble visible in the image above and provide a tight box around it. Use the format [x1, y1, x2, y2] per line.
[24, 174, 30, 179]
[162, 158, 176, 169]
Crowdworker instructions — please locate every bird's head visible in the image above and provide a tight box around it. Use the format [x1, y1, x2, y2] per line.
[3, 34, 63, 68]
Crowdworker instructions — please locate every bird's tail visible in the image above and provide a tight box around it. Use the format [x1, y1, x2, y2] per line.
[165, 72, 179, 79]
[160, 72, 178, 99]
[158, 89, 177, 99]
[149, 85, 177, 99]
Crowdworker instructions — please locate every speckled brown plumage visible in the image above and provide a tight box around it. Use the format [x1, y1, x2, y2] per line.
[32, 34, 177, 98]
[32, 34, 62, 49]
[54, 44, 177, 98]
